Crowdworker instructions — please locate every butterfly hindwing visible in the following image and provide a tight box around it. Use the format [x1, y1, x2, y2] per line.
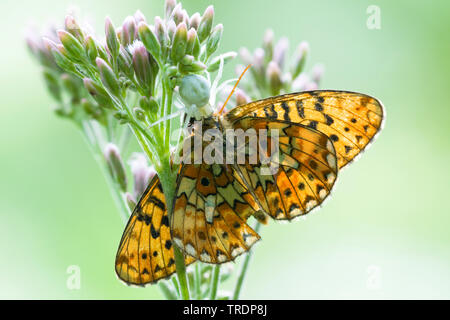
[171, 162, 261, 263]
[115, 175, 195, 285]
[231, 117, 338, 220]
[225, 90, 384, 168]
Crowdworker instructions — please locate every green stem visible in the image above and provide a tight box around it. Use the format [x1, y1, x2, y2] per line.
[158, 158, 190, 300]
[232, 221, 261, 300]
[158, 281, 178, 300]
[194, 263, 201, 299]
[209, 264, 221, 300]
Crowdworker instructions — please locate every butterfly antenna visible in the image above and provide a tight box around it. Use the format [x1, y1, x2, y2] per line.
[217, 64, 252, 115]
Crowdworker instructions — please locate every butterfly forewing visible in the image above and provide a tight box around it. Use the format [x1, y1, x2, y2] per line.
[115, 175, 195, 285]
[225, 90, 384, 168]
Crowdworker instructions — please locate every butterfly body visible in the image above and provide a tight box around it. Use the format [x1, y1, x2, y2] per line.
[115, 90, 384, 285]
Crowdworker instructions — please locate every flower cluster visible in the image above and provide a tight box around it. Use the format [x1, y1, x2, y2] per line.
[219, 30, 324, 109]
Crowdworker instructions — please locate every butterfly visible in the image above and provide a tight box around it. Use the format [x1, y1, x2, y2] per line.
[115, 90, 384, 285]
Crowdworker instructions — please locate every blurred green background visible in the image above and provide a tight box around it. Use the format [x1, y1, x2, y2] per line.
[1, 0, 450, 299]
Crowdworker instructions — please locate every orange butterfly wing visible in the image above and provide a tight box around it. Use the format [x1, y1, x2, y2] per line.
[115, 175, 195, 285]
[231, 117, 338, 220]
[225, 90, 384, 168]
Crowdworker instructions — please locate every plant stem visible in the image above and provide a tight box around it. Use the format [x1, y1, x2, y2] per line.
[158, 157, 190, 300]
[158, 281, 178, 300]
[232, 221, 261, 300]
[209, 264, 221, 300]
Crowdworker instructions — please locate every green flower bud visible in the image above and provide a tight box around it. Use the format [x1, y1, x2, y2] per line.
[167, 20, 176, 41]
[207, 51, 237, 72]
[65, 15, 84, 43]
[104, 143, 127, 192]
[138, 22, 161, 62]
[133, 107, 146, 121]
[179, 74, 210, 107]
[121, 16, 137, 46]
[178, 60, 206, 74]
[96, 57, 121, 96]
[262, 29, 274, 63]
[273, 37, 289, 69]
[185, 28, 197, 55]
[113, 110, 128, 121]
[166, 65, 178, 77]
[165, 0, 177, 19]
[130, 41, 153, 93]
[292, 42, 309, 79]
[42, 70, 62, 102]
[50, 46, 77, 74]
[84, 35, 98, 64]
[197, 6, 214, 43]
[126, 192, 137, 210]
[172, 4, 184, 25]
[189, 12, 201, 30]
[117, 46, 134, 78]
[105, 17, 120, 59]
[206, 24, 223, 58]
[180, 54, 194, 66]
[57, 30, 85, 62]
[83, 78, 113, 108]
[267, 61, 282, 96]
[170, 22, 187, 63]
[81, 98, 96, 114]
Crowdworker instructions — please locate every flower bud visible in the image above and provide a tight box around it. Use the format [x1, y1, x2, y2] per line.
[165, 0, 177, 19]
[84, 35, 98, 64]
[206, 23, 223, 58]
[311, 63, 325, 84]
[96, 57, 121, 96]
[138, 22, 161, 62]
[197, 5, 214, 42]
[125, 192, 137, 210]
[185, 28, 197, 55]
[267, 61, 282, 96]
[42, 70, 62, 102]
[104, 143, 127, 192]
[83, 78, 113, 107]
[180, 54, 194, 66]
[130, 41, 153, 92]
[172, 4, 184, 25]
[170, 22, 187, 63]
[167, 20, 177, 41]
[65, 15, 84, 43]
[207, 51, 237, 72]
[81, 98, 97, 115]
[105, 17, 120, 59]
[154, 16, 169, 52]
[292, 41, 308, 79]
[179, 74, 210, 107]
[189, 12, 201, 30]
[117, 46, 134, 78]
[235, 89, 250, 106]
[121, 16, 137, 46]
[262, 29, 274, 62]
[178, 60, 206, 74]
[50, 46, 77, 73]
[133, 107, 146, 121]
[139, 96, 159, 114]
[134, 10, 147, 24]
[57, 29, 85, 62]
[128, 153, 156, 199]
[273, 37, 289, 69]
[239, 47, 253, 65]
